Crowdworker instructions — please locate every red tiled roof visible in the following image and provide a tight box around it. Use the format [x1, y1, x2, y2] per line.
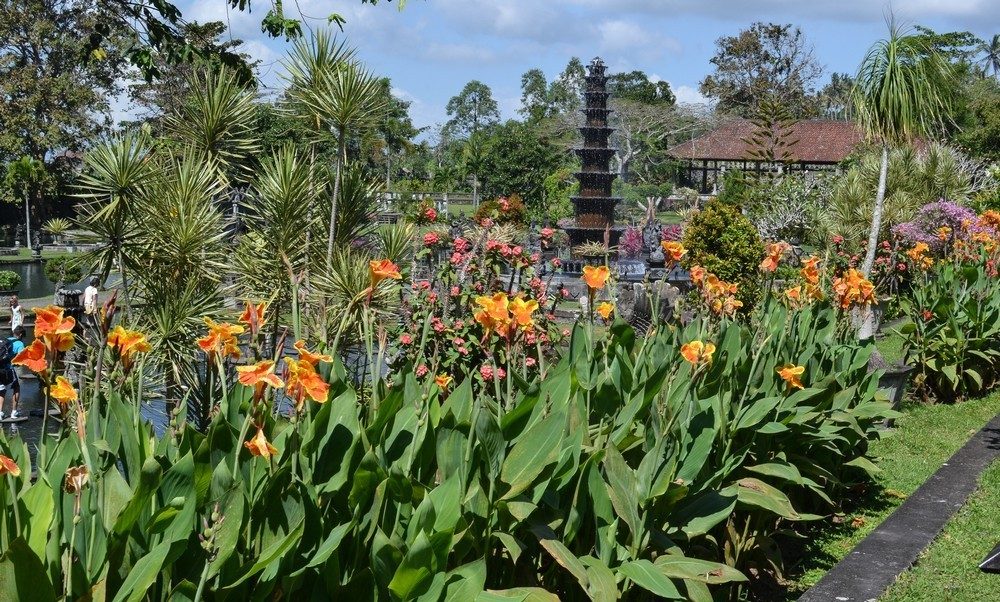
[669, 118, 865, 164]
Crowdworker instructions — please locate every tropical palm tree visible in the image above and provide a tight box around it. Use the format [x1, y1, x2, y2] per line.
[852, 23, 954, 277]
[283, 30, 387, 270]
[852, 22, 954, 337]
[978, 34, 1000, 78]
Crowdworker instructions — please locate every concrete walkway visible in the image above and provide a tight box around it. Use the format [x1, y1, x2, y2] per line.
[800, 411, 1000, 601]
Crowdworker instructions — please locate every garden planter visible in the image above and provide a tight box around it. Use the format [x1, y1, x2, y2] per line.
[878, 364, 914, 427]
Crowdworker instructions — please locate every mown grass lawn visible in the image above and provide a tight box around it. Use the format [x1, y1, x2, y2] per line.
[880, 459, 1000, 601]
[782, 391, 1000, 598]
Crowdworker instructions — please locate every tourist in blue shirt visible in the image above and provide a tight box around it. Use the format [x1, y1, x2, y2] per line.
[0, 326, 26, 421]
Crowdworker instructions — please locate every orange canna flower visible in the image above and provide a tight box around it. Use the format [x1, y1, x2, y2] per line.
[832, 269, 877, 309]
[434, 373, 453, 389]
[107, 325, 151, 371]
[777, 364, 806, 391]
[760, 242, 790, 272]
[0, 454, 20, 477]
[680, 340, 716, 365]
[805, 283, 825, 301]
[369, 259, 402, 287]
[581, 265, 610, 291]
[50, 375, 78, 405]
[661, 241, 688, 262]
[197, 318, 244, 361]
[13, 339, 47, 377]
[244, 427, 278, 459]
[239, 301, 268, 334]
[800, 255, 821, 285]
[33, 305, 76, 354]
[785, 285, 802, 305]
[596, 301, 614, 320]
[237, 360, 285, 393]
[690, 265, 706, 286]
[34, 306, 75, 336]
[293, 340, 333, 367]
[508, 296, 539, 328]
[284, 358, 330, 409]
[936, 226, 952, 241]
[474, 293, 513, 338]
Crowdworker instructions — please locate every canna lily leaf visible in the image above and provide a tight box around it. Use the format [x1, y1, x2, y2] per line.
[618, 559, 683, 599]
[500, 410, 565, 499]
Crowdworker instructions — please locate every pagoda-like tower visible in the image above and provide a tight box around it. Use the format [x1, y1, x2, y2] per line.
[567, 57, 622, 248]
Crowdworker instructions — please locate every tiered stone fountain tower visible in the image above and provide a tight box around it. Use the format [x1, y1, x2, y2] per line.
[565, 57, 623, 249]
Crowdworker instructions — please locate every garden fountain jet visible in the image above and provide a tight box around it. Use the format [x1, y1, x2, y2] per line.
[565, 57, 623, 250]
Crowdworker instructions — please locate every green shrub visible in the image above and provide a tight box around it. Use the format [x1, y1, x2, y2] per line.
[0, 270, 20, 290]
[473, 193, 527, 226]
[541, 168, 576, 223]
[682, 198, 765, 309]
[44, 256, 84, 284]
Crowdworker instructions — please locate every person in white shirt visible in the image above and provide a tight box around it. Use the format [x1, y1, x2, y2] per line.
[9, 295, 22, 332]
[84, 277, 99, 326]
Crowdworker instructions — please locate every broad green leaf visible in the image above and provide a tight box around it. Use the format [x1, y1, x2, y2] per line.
[444, 558, 487, 602]
[111, 540, 173, 602]
[735, 478, 804, 520]
[500, 410, 565, 499]
[0, 537, 56, 602]
[580, 556, 618, 602]
[603, 444, 640, 541]
[618, 559, 683, 599]
[653, 555, 747, 584]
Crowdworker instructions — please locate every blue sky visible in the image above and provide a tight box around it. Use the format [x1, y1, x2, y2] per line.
[173, 0, 1000, 132]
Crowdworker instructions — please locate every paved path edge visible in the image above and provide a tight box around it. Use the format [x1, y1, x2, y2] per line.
[799, 410, 1000, 601]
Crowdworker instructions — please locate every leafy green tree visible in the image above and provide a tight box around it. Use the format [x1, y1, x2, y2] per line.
[0, 0, 122, 163]
[519, 68, 550, 122]
[444, 80, 500, 138]
[518, 58, 587, 121]
[3, 157, 51, 247]
[127, 21, 256, 126]
[699, 22, 822, 116]
[478, 121, 567, 216]
[86, 0, 396, 79]
[608, 71, 675, 105]
[954, 77, 1000, 160]
[361, 77, 423, 188]
[816, 73, 854, 120]
[911, 26, 983, 64]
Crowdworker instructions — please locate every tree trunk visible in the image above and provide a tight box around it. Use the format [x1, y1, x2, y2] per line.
[23, 193, 31, 249]
[858, 145, 889, 340]
[326, 134, 347, 271]
[861, 145, 889, 277]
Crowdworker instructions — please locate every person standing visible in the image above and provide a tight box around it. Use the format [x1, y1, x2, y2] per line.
[84, 277, 99, 327]
[0, 326, 25, 421]
[9, 295, 22, 333]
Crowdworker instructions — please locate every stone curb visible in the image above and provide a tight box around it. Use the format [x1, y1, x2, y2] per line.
[800, 410, 1000, 601]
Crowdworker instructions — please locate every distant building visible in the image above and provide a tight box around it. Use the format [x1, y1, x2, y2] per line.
[668, 119, 864, 193]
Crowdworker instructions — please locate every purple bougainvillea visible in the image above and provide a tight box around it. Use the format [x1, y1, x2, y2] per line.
[893, 200, 978, 250]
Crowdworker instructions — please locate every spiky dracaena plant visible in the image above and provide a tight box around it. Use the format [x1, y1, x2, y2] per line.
[74, 131, 157, 313]
[283, 30, 387, 269]
[131, 151, 231, 421]
[235, 144, 321, 341]
[164, 66, 260, 186]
